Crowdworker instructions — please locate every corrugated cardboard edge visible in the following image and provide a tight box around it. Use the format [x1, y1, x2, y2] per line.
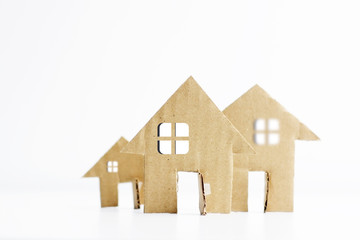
[264, 172, 269, 212]
[198, 173, 207, 215]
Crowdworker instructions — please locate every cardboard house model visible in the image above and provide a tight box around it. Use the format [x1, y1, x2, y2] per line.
[83, 77, 318, 214]
[120, 77, 254, 214]
[83, 137, 144, 208]
[223, 85, 319, 212]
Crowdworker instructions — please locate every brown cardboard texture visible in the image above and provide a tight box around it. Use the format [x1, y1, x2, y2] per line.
[83, 137, 144, 208]
[121, 76, 255, 214]
[223, 85, 319, 212]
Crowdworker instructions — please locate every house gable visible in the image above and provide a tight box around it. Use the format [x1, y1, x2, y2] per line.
[122, 76, 254, 156]
[223, 84, 319, 145]
[83, 137, 128, 178]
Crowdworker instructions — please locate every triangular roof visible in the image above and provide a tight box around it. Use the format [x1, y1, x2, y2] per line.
[122, 76, 255, 154]
[223, 84, 319, 140]
[83, 137, 128, 178]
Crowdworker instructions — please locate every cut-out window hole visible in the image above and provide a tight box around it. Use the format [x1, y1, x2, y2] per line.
[157, 123, 190, 155]
[254, 133, 266, 145]
[254, 119, 266, 131]
[268, 133, 279, 145]
[268, 119, 279, 131]
[175, 123, 189, 137]
[158, 140, 171, 154]
[158, 123, 171, 137]
[175, 140, 189, 154]
[253, 118, 280, 146]
[107, 161, 118, 173]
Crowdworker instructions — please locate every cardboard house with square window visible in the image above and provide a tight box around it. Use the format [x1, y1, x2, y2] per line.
[223, 85, 319, 212]
[83, 137, 145, 208]
[120, 76, 255, 214]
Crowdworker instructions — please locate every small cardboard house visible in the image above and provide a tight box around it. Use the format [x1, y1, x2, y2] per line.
[223, 85, 319, 212]
[121, 77, 255, 214]
[83, 137, 144, 208]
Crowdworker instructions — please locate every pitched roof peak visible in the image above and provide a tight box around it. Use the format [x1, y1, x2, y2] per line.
[182, 75, 199, 87]
[247, 84, 268, 94]
[122, 76, 255, 155]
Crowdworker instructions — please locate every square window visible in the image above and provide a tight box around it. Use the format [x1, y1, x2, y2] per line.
[157, 122, 190, 155]
[253, 118, 280, 146]
[254, 133, 266, 145]
[175, 140, 189, 154]
[268, 133, 279, 145]
[175, 123, 189, 137]
[158, 140, 172, 154]
[158, 123, 172, 137]
[107, 161, 118, 172]
[254, 119, 266, 131]
[268, 119, 279, 131]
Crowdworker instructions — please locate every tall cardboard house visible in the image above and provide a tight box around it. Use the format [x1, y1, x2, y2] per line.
[223, 85, 319, 212]
[121, 77, 254, 214]
[83, 137, 145, 208]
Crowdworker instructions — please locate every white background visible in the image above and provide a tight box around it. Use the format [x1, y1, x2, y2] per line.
[0, 0, 359, 239]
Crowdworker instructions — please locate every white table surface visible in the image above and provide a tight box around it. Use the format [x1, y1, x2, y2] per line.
[1, 186, 358, 240]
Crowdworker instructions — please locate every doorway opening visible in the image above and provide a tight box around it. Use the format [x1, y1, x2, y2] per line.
[177, 171, 205, 214]
[117, 182, 134, 208]
[248, 171, 269, 212]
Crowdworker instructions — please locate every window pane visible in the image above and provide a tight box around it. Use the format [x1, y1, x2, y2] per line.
[158, 123, 172, 137]
[175, 140, 189, 154]
[158, 140, 172, 154]
[254, 133, 266, 145]
[113, 167, 118, 172]
[112, 161, 118, 167]
[175, 123, 189, 137]
[254, 119, 265, 131]
[268, 119, 279, 131]
[268, 133, 279, 145]
[107, 161, 112, 167]
[107, 167, 113, 173]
